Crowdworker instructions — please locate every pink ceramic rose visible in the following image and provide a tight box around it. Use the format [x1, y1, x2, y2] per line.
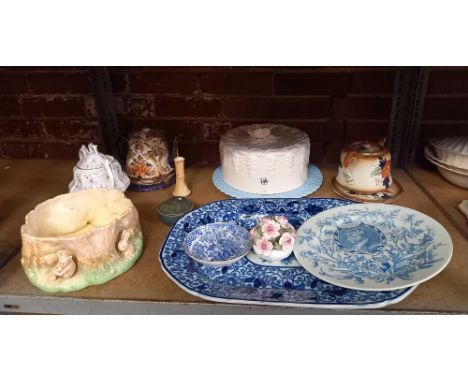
[261, 220, 281, 239]
[253, 239, 273, 256]
[250, 227, 259, 240]
[260, 217, 272, 224]
[279, 232, 295, 251]
[275, 215, 290, 228]
[251, 216, 296, 261]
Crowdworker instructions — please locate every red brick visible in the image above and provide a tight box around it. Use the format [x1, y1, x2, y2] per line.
[0, 119, 100, 141]
[83, 96, 97, 117]
[0, 120, 43, 138]
[325, 142, 345, 163]
[0, 74, 28, 94]
[333, 96, 392, 119]
[139, 66, 227, 73]
[423, 97, 468, 120]
[116, 118, 134, 133]
[114, 96, 156, 118]
[110, 73, 128, 93]
[309, 143, 325, 163]
[228, 119, 274, 127]
[350, 70, 395, 94]
[28, 72, 92, 94]
[274, 72, 349, 95]
[285, 121, 344, 142]
[108, 66, 143, 73]
[200, 72, 272, 95]
[129, 72, 198, 94]
[428, 69, 468, 94]
[0, 141, 36, 158]
[22, 96, 93, 117]
[0, 66, 76, 72]
[178, 140, 220, 163]
[155, 97, 222, 117]
[0, 97, 21, 116]
[345, 121, 389, 142]
[223, 97, 330, 119]
[198, 121, 233, 140]
[41, 120, 101, 141]
[133, 119, 201, 141]
[421, 122, 468, 140]
[0, 140, 95, 159]
[273, 67, 344, 73]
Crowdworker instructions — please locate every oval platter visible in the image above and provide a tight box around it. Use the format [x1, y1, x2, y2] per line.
[159, 198, 417, 309]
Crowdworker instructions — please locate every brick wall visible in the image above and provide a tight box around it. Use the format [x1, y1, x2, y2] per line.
[111, 67, 395, 163]
[0, 67, 100, 158]
[418, 67, 468, 162]
[1, 66, 397, 162]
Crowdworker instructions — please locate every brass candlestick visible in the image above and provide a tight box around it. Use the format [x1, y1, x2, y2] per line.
[172, 156, 191, 197]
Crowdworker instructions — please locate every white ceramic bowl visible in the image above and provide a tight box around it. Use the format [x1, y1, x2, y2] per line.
[429, 137, 468, 170]
[255, 247, 293, 262]
[425, 148, 468, 189]
[424, 145, 468, 175]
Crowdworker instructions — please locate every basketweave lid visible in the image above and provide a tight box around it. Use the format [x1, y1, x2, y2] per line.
[430, 136, 468, 155]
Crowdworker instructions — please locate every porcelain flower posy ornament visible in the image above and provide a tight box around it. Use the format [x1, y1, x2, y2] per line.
[251, 216, 296, 261]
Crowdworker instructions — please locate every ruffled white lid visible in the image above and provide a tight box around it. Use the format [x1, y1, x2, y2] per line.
[431, 136, 468, 154]
[76, 143, 113, 170]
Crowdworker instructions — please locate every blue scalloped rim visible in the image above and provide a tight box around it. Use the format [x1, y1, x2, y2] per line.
[212, 164, 323, 198]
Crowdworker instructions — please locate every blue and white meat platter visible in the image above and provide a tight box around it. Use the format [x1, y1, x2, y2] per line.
[159, 198, 417, 309]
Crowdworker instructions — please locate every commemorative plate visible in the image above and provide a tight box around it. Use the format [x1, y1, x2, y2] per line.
[294, 203, 453, 291]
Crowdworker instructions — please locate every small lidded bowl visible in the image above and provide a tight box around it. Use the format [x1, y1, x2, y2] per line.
[250, 216, 296, 262]
[183, 222, 252, 266]
[157, 196, 193, 226]
[335, 139, 392, 194]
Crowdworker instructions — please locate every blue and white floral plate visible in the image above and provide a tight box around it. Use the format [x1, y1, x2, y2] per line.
[295, 204, 453, 291]
[159, 198, 417, 309]
[212, 164, 323, 198]
[183, 222, 252, 266]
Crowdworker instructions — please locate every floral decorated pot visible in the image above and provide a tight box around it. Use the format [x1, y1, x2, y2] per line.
[335, 139, 392, 194]
[126, 128, 175, 190]
[250, 216, 296, 261]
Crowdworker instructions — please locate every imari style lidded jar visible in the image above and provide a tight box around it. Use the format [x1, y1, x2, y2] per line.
[336, 138, 392, 194]
[125, 128, 175, 191]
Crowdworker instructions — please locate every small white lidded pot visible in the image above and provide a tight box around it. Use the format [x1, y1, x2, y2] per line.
[250, 216, 296, 262]
[69, 144, 130, 192]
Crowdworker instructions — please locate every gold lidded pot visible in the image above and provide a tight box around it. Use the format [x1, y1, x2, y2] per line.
[336, 138, 392, 195]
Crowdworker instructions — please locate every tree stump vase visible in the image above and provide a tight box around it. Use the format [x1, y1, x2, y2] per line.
[20, 189, 143, 293]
